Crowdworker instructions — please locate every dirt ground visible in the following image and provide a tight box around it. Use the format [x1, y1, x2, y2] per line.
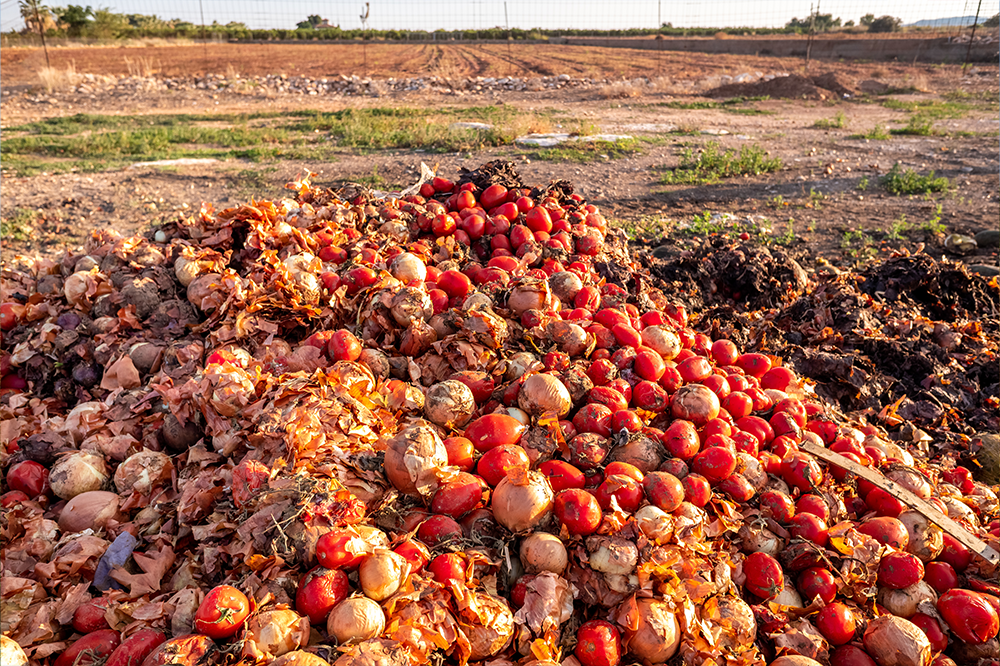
[0, 43, 998, 274]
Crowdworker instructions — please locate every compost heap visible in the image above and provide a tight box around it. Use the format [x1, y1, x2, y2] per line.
[1, 160, 998, 666]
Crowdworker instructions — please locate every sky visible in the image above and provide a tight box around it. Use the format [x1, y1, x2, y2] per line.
[2, 0, 997, 33]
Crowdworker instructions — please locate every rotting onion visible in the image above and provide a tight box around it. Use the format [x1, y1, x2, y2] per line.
[359, 550, 407, 601]
[518, 373, 572, 417]
[389, 252, 427, 283]
[241, 609, 310, 663]
[898, 509, 944, 563]
[114, 450, 174, 495]
[49, 450, 109, 500]
[492, 470, 554, 532]
[327, 596, 386, 645]
[626, 598, 681, 663]
[58, 490, 120, 532]
[383, 419, 449, 497]
[641, 325, 681, 360]
[634, 505, 674, 544]
[424, 380, 476, 429]
[877, 580, 937, 619]
[519, 532, 568, 575]
[863, 615, 931, 666]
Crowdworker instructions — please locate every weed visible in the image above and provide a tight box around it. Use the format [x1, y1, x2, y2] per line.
[920, 204, 946, 234]
[806, 188, 825, 209]
[857, 176, 869, 191]
[881, 99, 970, 119]
[841, 229, 876, 259]
[887, 214, 909, 240]
[880, 163, 950, 195]
[0, 208, 36, 241]
[767, 194, 789, 208]
[891, 115, 936, 136]
[773, 219, 796, 245]
[813, 111, 846, 129]
[659, 141, 782, 185]
[229, 167, 279, 199]
[526, 138, 642, 163]
[851, 125, 891, 140]
[610, 214, 672, 239]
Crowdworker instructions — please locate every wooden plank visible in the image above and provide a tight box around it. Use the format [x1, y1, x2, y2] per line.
[800, 440, 1000, 567]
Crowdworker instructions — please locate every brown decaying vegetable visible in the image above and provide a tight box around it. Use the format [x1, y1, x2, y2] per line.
[48, 450, 110, 500]
[492, 470, 554, 532]
[863, 615, 932, 666]
[58, 490, 120, 532]
[327, 597, 386, 645]
[242, 610, 310, 662]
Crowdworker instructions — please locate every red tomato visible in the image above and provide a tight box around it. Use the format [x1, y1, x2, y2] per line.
[511, 574, 535, 607]
[594, 474, 644, 513]
[611, 409, 643, 433]
[760, 366, 796, 391]
[55, 630, 121, 666]
[73, 599, 111, 633]
[681, 473, 712, 507]
[797, 567, 837, 603]
[938, 533, 972, 572]
[480, 184, 508, 209]
[759, 489, 796, 524]
[586, 359, 617, 386]
[567, 433, 610, 470]
[631, 381, 668, 413]
[736, 353, 772, 378]
[443, 436, 475, 472]
[781, 452, 823, 492]
[937, 589, 1000, 644]
[924, 561, 959, 594]
[795, 494, 831, 522]
[316, 529, 369, 570]
[691, 446, 737, 484]
[105, 629, 166, 666]
[538, 460, 585, 491]
[0, 302, 25, 331]
[6, 460, 48, 497]
[721, 392, 753, 419]
[574, 619, 621, 666]
[743, 552, 784, 600]
[604, 462, 643, 483]
[328, 330, 362, 361]
[0, 490, 29, 507]
[789, 513, 829, 547]
[430, 473, 486, 517]
[677, 356, 712, 383]
[711, 339, 739, 366]
[428, 553, 467, 586]
[877, 551, 924, 589]
[830, 645, 877, 666]
[573, 403, 613, 437]
[295, 566, 350, 624]
[717, 474, 755, 502]
[910, 612, 949, 652]
[816, 602, 857, 645]
[194, 585, 250, 639]
[464, 414, 526, 452]
[417, 515, 464, 546]
[477, 444, 530, 487]
[553, 488, 602, 536]
[856, 517, 909, 549]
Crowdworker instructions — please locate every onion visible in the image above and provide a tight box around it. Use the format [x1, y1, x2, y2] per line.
[129, 343, 163, 374]
[390, 287, 433, 327]
[863, 615, 931, 666]
[627, 598, 680, 663]
[463, 293, 493, 310]
[242, 609, 310, 662]
[492, 470, 553, 532]
[800, 431, 824, 448]
[671, 384, 721, 426]
[586, 536, 638, 576]
[463, 592, 515, 660]
[383, 420, 448, 497]
[773, 581, 804, 608]
[865, 436, 915, 466]
[507, 408, 530, 426]
[161, 414, 203, 451]
[59, 490, 120, 532]
[114, 450, 174, 495]
[634, 505, 674, 543]
[942, 497, 978, 526]
[359, 349, 390, 378]
[359, 550, 407, 601]
[388, 382, 425, 413]
[885, 466, 932, 499]
[518, 374, 572, 417]
[640, 326, 681, 360]
[389, 253, 427, 283]
[505, 352, 542, 381]
[174, 257, 205, 287]
[0, 637, 27, 666]
[507, 278, 553, 315]
[424, 380, 476, 429]
[519, 532, 568, 575]
[737, 452, 767, 491]
[769, 658, 822, 666]
[897, 510, 944, 562]
[269, 652, 331, 666]
[877, 581, 937, 618]
[548, 271, 583, 303]
[546, 321, 590, 357]
[608, 434, 664, 473]
[49, 450, 110, 500]
[738, 522, 783, 556]
[704, 595, 756, 653]
[327, 597, 386, 644]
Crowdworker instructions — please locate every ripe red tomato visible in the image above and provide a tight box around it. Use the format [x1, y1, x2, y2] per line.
[865, 487, 906, 517]
[464, 414, 526, 452]
[393, 539, 430, 571]
[760, 366, 796, 391]
[691, 446, 737, 484]
[633, 350, 665, 381]
[789, 512, 829, 547]
[105, 629, 166, 666]
[327, 330, 362, 361]
[573, 403, 613, 438]
[316, 529, 370, 570]
[816, 602, 857, 645]
[55, 630, 121, 666]
[295, 566, 350, 624]
[611, 409, 643, 433]
[780, 452, 823, 492]
[553, 488, 602, 536]
[924, 561, 958, 594]
[676, 356, 712, 383]
[574, 619, 621, 666]
[856, 516, 909, 549]
[877, 551, 924, 589]
[594, 474, 643, 513]
[910, 612, 949, 652]
[797, 567, 837, 604]
[743, 552, 784, 600]
[538, 460, 586, 492]
[938, 534, 972, 572]
[758, 489, 795, 524]
[711, 339, 739, 366]
[736, 353, 772, 378]
[662, 419, 701, 460]
[795, 494, 831, 522]
[477, 444, 530, 487]
[443, 436, 475, 472]
[722, 392, 753, 419]
[681, 473, 712, 507]
[417, 514, 464, 547]
[830, 644, 877, 666]
[194, 585, 250, 639]
[73, 599, 111, 633]
[428, 553, 467, 586]
[6, 460, 48, 497]
[430, 473, 487, 518]
[937, 588, 1000, 644]
[604, 462, 643, 483]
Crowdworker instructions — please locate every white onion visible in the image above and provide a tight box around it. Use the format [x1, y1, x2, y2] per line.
[885, 466, 932, 499]
[505, 352, 541, 381]
[738, 523, 783, 556]
[269, 652, 331, 666]
[586, 536, 638, 576]
[507, 408, 530, 426]
[507, 279, 553, 315]
[519, 532, 568, 575]
[390, 287, 433, 327]
[241, 609, 310, 662]
[518, 373, 572, 417]
[737, 452, 767, 490]
[634, 505, 674, 543]
[114, 450, 174, 495]
[462, 293, 493, 310]
[359, 550, 407, 601]
[640, 326, 681, 360]
[389, 253, 427, 283]
[943, 496, 979, 526]
[49, 450, 110, 500]
[492, 470, 553, 532]
[424, 380, 476, 429]
[898, 510, 944, 562]
[627, 598, 680, 663]
[0, 636, 28, 666]
[877, 581, 937, 618]
[546, 320, 590, 356]
[548, 271, 583, 303]
[769, 658, 822, 666]
[607, 434, 664, 473]
[327, 596, 386, 644]
[863, 615, 931, 666]
[772, 581, 804, 608]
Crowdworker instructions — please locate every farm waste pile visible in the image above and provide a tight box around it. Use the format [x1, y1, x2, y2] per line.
[1, 160, 998, 666]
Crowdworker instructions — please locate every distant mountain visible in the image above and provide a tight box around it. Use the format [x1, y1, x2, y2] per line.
[906, 16, 983, 27]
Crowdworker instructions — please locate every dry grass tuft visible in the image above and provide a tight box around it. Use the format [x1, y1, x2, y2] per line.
[123, 55, 157, 78]
[37, 62, 82, 92]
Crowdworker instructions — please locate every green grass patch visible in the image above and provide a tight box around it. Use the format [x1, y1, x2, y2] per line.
[659, 141, 782, 185]
[813, 111, 846, 129]
[851, 124, 891, 140]
[660, 96, 772, 113]
[524, 138, 642, 163]
[0, 208, 37, 241]
[880, 162, 951, 195]
[891, 115, 937, 136]
[881, 99, 971, 119]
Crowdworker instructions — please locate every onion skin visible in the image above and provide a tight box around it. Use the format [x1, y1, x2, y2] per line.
[423, 380, 475, 429]
[897, 510, 944, 563]
[492, 470, 554, 532]
[49, 451, 110, 500]
[626, 598, 681, 663]
[0, 636, 28, 666]
[877, 581, 937, 618]
[270, 652, 332, 666]
[770, 658, 822, 666]
[383, 420, 448, 497]
[863, 615, 931, 666]
[114, 450, 174, 495]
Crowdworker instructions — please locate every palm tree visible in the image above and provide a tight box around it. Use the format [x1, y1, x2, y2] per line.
[18, 0, 52, 66]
